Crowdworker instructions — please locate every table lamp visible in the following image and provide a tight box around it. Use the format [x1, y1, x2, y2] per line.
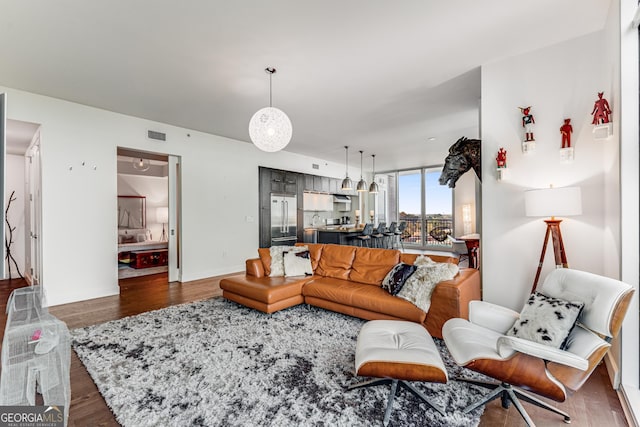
[525, 186, 582, 292]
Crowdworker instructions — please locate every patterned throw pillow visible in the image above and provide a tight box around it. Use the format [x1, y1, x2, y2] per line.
[507, 292, 584, 349]
[269, 245, 308, 277]
[381, 263, 417, 295]
[283, 251, 313, 277]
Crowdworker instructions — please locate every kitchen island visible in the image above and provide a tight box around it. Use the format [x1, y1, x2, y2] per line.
[316, 225, 364, 245]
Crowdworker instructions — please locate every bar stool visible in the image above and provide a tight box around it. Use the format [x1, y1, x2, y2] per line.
[371, 222, 386, 248]
[394, 222, 407, 251]
[350, 223, 373, 247]
[384, 222, 397, 249]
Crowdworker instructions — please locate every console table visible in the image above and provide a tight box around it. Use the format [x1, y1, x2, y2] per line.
[460, 235, 480, 269]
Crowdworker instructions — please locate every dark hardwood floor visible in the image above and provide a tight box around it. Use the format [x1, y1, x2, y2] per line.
[0, 275, 627, 426]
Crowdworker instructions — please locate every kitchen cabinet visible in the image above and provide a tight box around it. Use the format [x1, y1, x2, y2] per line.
[329, 178, 339, 194]
[271, 170, 298, 193]
[259, 167, 303, 247]
[304, 175, 315, 192]
[304, 174, 333, 193]
[312, 175, 330, 193]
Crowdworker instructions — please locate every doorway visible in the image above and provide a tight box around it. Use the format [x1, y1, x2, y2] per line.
[4, 118, 42, 283]
[116, 148, 181, 285]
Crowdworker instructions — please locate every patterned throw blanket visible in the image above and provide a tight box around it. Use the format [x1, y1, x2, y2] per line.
[397, 255, 460, 312]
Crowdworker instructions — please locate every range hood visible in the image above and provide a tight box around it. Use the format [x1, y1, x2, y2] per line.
[333, 195, 351, 211]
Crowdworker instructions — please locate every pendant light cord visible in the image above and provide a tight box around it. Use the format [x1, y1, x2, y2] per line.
[269, 72, 272, 107]
[359, 150, 364, 179]
[345, 146, 349, 176]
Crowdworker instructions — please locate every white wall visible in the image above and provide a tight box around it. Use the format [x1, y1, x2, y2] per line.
[619, 0, 640, 419]
[481, 31, 612, 310]
[4, 154, 25, 278]
[1, 86, 350, 306]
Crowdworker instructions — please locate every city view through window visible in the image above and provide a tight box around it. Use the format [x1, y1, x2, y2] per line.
[398, 168, 453, 247]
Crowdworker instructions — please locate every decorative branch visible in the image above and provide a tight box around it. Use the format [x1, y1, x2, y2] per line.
[5, 190, 24, 280]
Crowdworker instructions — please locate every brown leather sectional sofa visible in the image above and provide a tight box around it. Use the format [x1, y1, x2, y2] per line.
[220, 243, 481, 338]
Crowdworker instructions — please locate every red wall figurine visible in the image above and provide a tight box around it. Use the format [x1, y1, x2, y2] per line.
[591, 92, 611, 125]
[560, 118, 573, 148]
[496, 148, 507, 168]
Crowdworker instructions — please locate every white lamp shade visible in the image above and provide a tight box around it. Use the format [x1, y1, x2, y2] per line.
[525, 186, 582, 217]
[248, 107, 293, 152]
[156, 207, 169, 223]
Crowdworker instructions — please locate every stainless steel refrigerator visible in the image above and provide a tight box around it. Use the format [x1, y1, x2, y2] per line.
[270, 193, 297, 246]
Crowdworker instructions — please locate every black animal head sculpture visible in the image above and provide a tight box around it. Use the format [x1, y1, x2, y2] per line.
[438, 137, 481, 188]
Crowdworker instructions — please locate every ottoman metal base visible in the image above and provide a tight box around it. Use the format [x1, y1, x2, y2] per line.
[348, 320, 448, 426]
[348, 377, 445, 426]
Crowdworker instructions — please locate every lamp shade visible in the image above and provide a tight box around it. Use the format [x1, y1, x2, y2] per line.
[156, 206, 169, 224]
[525, 186, 582, 218]
[248, 107, 293, 152]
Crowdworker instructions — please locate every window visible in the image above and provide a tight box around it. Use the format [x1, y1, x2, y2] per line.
[396, 167, 452, 248]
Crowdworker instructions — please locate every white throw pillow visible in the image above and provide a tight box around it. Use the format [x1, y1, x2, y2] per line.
[507, 292, 584, 349]
[283, 250, 313, 277]
[269, 245, 308, 277]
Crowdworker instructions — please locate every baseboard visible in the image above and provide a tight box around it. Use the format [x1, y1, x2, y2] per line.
[618, 385, 640, 427]
[604, 351, 621, 389]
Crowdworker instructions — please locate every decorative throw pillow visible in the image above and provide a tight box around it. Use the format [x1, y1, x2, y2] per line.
[396, 261, 459, 312]
[507, 292, 584, 349]
[381, 263, 417, 295]
[269, 245, 308, 277]
[283, 250, 313, 277]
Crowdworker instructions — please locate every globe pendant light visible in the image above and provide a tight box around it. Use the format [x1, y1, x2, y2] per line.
[369, 154, 379, 194]
[249, 67, 293, 152]
[132, 158, 150, 172]
[356, 150, 368, 192]
[341, 146, 353, 190]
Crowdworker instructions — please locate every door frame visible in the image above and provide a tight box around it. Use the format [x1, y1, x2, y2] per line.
[116, 147, 182, 283]
[25, 128, 42, 285]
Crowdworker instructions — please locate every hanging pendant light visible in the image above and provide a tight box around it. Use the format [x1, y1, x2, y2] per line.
[369, 154, 379, 194]
[341, 146, 353, 190]
[132, 158, 150, 172]
[249, 67, 293, 152]
[356, 150, 368, 192]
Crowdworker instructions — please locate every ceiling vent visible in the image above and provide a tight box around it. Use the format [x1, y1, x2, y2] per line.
[147, 130, 166, 141]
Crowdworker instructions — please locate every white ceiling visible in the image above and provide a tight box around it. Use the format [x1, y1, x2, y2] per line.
[0, 1, 610, 171]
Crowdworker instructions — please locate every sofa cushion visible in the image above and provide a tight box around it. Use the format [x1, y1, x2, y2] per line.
[258, 248, 272, 275]
[349, 247, 400, 285]
[297, 243, 324, 271]
[315, 244, 356, 280]
[400, 253, 458, 265]
[303, 277, 426, 323]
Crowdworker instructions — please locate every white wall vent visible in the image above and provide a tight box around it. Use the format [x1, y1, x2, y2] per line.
[147, 130, 166, 141]
[312, 163, 319, 170]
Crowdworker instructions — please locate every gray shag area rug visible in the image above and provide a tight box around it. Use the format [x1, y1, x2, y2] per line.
[71, 298, 487, 426]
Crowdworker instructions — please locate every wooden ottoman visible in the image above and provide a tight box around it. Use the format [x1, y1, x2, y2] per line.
[348, 320, 447, 426]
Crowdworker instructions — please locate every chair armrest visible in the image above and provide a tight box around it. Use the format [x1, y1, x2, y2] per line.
[497, 335, 589, 371]
[469, 300, 520, 334]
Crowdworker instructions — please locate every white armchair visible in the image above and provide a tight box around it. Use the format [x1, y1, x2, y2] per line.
[442, 269, 634, 425]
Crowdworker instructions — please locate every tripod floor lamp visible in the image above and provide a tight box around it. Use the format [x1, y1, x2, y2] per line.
[525, 186, 582, 292]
